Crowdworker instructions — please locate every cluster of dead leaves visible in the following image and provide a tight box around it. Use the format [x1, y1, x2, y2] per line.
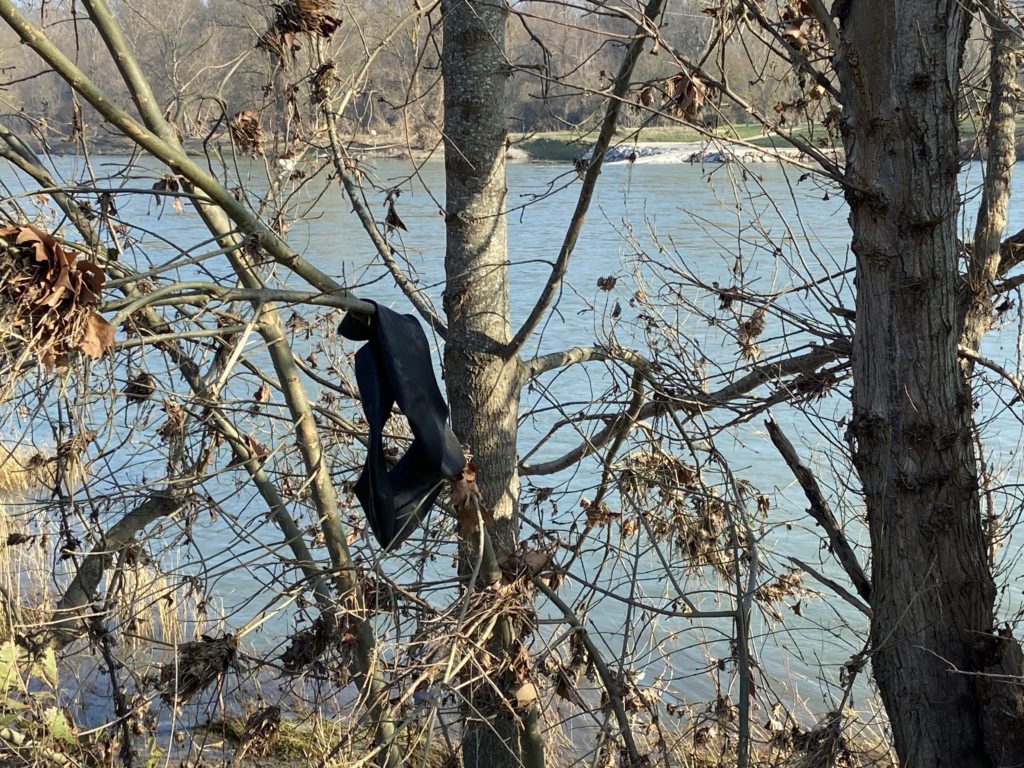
[257, 0, 342, 59]
[235, 705, 282, 761]
[781, 0, 837, 57]
[785, 710, 863, 768]
[229, 111, 264, 157]
[310, 61, 336, 106]
[0, 224, 113, 372]
[626, 461, 751, 580]
[123, 371, 157, 402]
[669, 71, 708, 119]
[620, 449, 700, 497]
[788, 368, 842, 401]
[580, 496, 619, 528]
[475, 635, 538, 717]
[781, 1, 812, 50]
[157, 399, 185, 443]
[279, 612, 354, 677]
[542, 653, 588, 710]
[496, 541, 559, 588]
[738, 306, 767, 361]
[755, 567, 805, 622]
[635, 70, 710, 119]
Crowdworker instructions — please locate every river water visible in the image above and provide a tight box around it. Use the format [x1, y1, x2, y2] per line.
[5, 153, 1024, 732]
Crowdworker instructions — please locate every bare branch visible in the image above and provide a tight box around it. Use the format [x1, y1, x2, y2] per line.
[788, 556, 871, 617]
[523, 339, 849, 476]
[106, 283, 377, 322]
[534, 578, 643, 766]
[737, 0, 840, 100]
[313, 32, 447, 336]
[80, 0, 374, 610]
[964, 1, 1020, 352]
[591, 368, 645, 508]
[804, 0, 839, 50]
[0, 122, 326, 610]
[521, 344, 651, 380]
[0, 0, 375, 316]
[765, 417, 872, 604]
[47, 491, 185, 647]
[0, 120, 338, 632]
[0, 124, 102, 249]
[959, 344, 1024, 401]
[81, 0, 175, 143]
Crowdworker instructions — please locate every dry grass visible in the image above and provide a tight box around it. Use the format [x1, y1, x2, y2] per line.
[661, 712, 895, 768]
[0, 444, 54, 496]
[160, 634, 239, 705]
[203, 709, 454, 767]
[0, 443, 200, 768]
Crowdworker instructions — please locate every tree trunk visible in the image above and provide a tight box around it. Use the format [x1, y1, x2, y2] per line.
[442, 0, 519, 548]
[838, 3, 1024, 766]
[441, 1, 532, 766]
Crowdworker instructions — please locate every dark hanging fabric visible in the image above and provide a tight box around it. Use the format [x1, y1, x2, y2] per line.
[338, 302, 465, 549]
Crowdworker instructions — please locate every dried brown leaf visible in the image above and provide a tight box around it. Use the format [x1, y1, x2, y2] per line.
[236, 705, 281, 759]
[77, 260, 105, 299]
[158, 400, 186, 442]
[243, 434, 269, 465]
[581, 497, 618, 527]
[669, 72, 708, 118]
[229, 111, 264, 156]
[793, 0, 813, 16]
[782, 21, 808, 50]
[451, 463, 486, 536]
[553, 665, 587, 708]
[77, 313, 115, 359]
[521, 549, 554, 578]
[123, 371, 157, 402]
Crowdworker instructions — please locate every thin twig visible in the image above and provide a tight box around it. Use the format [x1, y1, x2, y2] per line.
[788, 556, 871, 617]
[533, 578, 644, 766]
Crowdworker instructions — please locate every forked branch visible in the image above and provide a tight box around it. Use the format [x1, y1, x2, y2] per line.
[523, 339, 849, 476]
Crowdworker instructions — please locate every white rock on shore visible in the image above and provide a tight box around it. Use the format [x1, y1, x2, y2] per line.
[581, 142, 829, 165]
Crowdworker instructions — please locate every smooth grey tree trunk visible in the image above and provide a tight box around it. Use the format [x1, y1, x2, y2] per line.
[441, 2, 533, 766]
[441, 0, 520, 550]
[837, 2, 1024, 766]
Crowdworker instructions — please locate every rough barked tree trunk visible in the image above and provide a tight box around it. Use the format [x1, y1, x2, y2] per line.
[441, 1, 532, 766]
[838, 3, 1024, 766]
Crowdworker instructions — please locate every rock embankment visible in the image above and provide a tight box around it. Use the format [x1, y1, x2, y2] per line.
[583, 138, 1024, 165]
[580, 142, 840, 165]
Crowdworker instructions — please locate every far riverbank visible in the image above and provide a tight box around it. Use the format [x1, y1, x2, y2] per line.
[22, 126, 1007, 166]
